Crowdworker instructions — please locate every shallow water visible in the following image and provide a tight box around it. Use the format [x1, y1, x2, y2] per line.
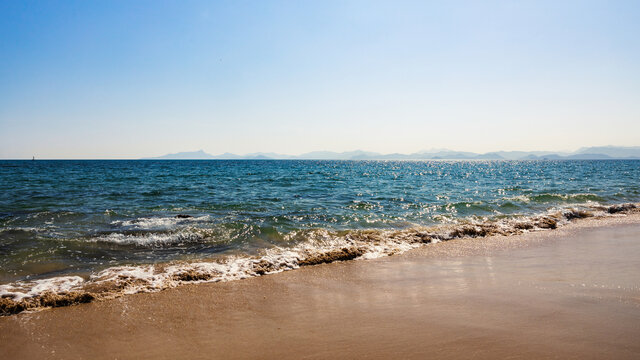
[0, 160, 639, 303]
[3, 220, 640, 359]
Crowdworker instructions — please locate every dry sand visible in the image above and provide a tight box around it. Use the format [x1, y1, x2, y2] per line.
[1, 215, 639, 359]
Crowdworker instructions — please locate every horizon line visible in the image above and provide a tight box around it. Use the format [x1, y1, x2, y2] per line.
[4, 145, 640, 160]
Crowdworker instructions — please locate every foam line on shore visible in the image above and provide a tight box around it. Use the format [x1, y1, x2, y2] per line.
[1, 203, 638, 316]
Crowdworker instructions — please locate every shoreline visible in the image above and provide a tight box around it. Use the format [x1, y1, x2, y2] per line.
[1, 213, 640, 358]
[1, 203, 639, 316]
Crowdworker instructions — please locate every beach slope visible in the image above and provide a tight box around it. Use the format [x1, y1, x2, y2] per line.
[1, 215, 640, 359]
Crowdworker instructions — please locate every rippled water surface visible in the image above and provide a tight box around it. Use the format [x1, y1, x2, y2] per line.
[1, 160, 639, 284]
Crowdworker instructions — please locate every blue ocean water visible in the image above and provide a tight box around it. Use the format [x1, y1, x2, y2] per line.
[1, 160, 639, 287]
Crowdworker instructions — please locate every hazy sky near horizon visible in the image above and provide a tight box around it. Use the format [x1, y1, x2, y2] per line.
[1, 0, 640, 159]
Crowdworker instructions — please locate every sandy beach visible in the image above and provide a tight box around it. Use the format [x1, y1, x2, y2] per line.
[3, 0, 640, 358]
[1, 214, 639, 359]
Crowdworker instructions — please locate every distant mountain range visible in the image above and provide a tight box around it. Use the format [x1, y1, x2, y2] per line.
[145, 146, 640, 160]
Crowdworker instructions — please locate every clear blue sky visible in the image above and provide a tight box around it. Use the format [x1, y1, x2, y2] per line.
[1, 0, 639, 158]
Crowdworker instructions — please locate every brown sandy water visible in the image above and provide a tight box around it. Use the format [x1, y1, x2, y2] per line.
[1, 215, 639, 359]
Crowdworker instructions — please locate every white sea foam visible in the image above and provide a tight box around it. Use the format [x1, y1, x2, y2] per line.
[111, 215, 212, 230]
[84, 233, 420, 296]
[90, 230, 205, 246]
[0, 276, 85, 301]
[503, 195, 531, 203]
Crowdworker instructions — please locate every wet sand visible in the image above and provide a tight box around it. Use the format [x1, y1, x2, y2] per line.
[1, 215, 640, 359]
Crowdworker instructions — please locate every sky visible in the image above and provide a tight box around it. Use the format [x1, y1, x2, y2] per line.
[1, 0, 639, 159]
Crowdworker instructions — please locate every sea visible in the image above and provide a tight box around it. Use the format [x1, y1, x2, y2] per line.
[1, 160, 639, 307]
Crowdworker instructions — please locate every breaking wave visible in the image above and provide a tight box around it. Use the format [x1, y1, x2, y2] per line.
[503, 193, 605, 204]
[110, 215, 212, 230]
[90, 230, 207, 247]
[1, 202, 638, 315]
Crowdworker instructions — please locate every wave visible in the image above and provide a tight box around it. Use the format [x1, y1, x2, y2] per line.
[503, 193, 605, 204]
[1, 202, 638, 316]
[0, 227, 43, 234]
[89, 230, 207, 247]
[90, 215, 219, 246]
[0, 276, 84, 302]
[110, 215, 212, 230]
